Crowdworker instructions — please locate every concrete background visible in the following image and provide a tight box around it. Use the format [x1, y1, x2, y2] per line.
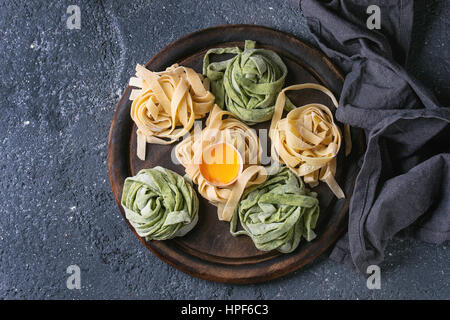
[0, 0, 448, 299]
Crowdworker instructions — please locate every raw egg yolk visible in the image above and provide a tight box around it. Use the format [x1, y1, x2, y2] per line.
[200, 143, 241, 186]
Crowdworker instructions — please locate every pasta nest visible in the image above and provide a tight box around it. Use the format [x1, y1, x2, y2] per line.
[175, 105, 267, 221]
[121, 167, 199, 241]
[231, 167, 320, 253]
[270, 84, 350, 199]
[203, 40, 287, 124]
[129, 64, 214, 160]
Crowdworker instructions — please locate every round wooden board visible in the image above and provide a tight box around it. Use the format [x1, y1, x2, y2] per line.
[108, 25, 364, 283]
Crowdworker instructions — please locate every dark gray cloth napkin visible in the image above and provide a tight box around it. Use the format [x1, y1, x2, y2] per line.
[291, 0, 450, 273]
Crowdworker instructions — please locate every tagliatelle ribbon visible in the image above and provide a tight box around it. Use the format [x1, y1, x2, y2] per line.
[231, 166, 320, 253]
[269, 83, 352, 199]
[129, 64, 214, 160]
[203, 40, 288, 124]
[175, 105, 267, 221]
[121, 166, 199, 241]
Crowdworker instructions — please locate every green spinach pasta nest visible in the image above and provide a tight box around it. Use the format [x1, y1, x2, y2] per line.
[230, 166, 319, 253]
[121, 167, 199, 241]
[203, 40, 288, 124]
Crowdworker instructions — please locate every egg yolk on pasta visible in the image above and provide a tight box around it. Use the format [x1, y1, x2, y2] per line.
[200, 143, 242, 186]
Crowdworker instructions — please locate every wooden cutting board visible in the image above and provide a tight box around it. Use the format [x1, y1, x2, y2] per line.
[107, 24, 364, 283]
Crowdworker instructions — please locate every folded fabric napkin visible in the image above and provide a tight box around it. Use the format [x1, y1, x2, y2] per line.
[291, 0, 450, 273]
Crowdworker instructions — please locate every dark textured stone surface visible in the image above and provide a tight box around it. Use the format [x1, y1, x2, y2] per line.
[0, 0, 448, 299]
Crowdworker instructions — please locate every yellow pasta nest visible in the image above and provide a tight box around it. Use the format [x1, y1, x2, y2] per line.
[270, 84, 351, 199]
[129, 64, 214, 160]
[176, 105, 267, 221]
